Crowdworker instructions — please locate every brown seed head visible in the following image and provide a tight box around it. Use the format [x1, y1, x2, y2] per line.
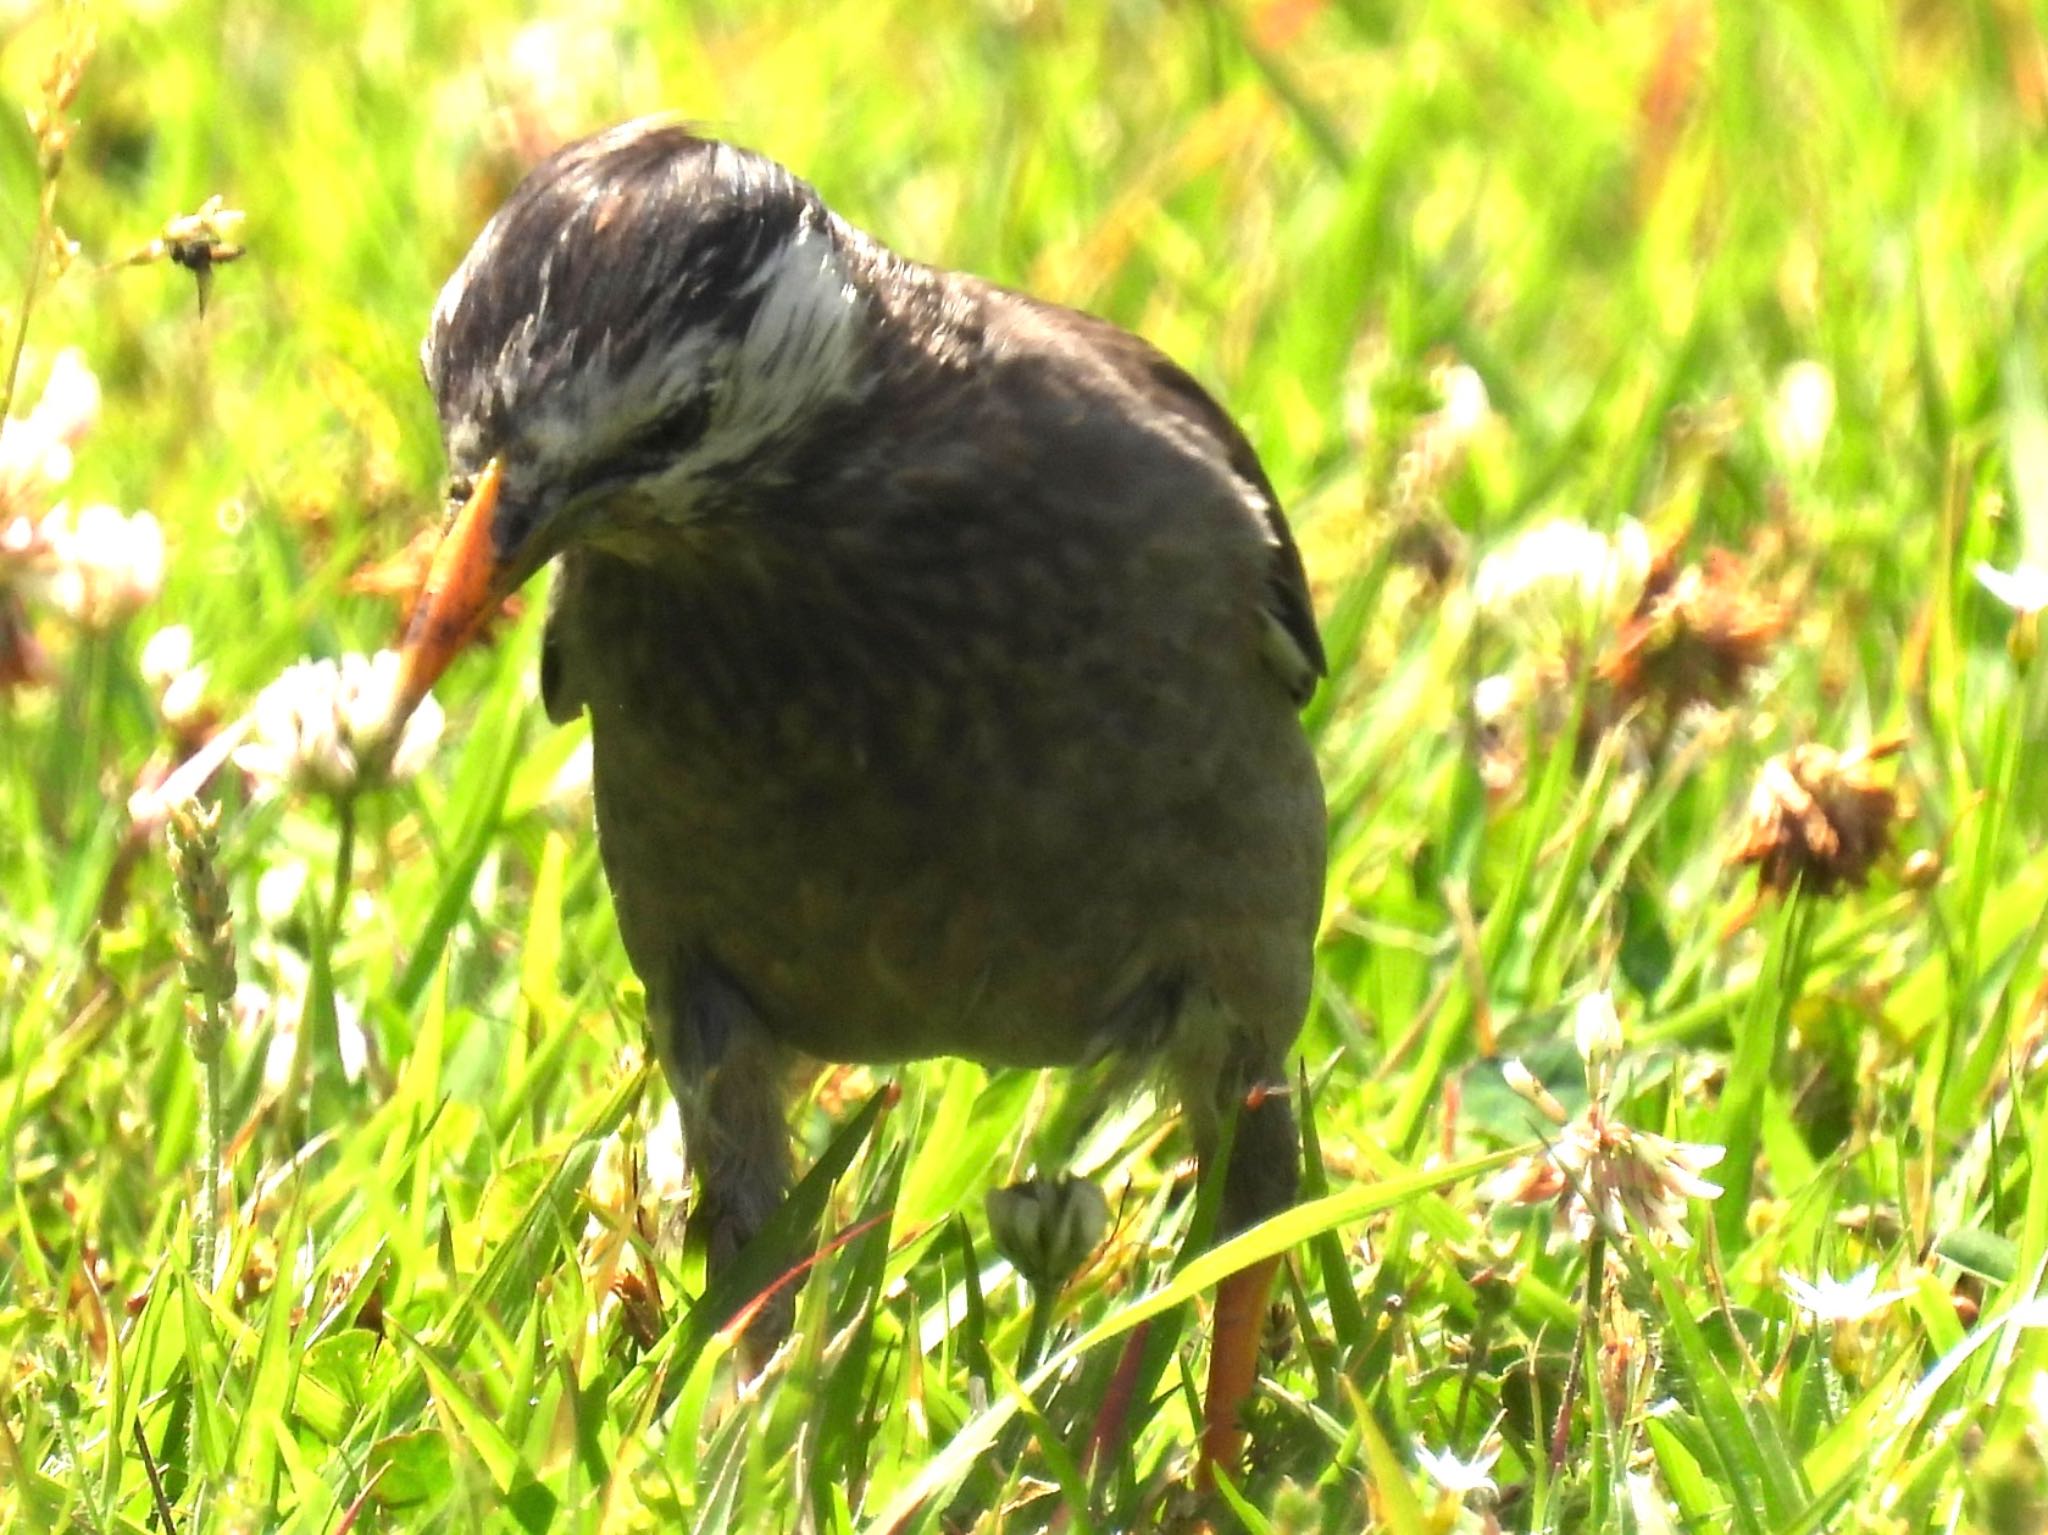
[1735, 737, 1904, 897]
[1600, 548, 1785, 717]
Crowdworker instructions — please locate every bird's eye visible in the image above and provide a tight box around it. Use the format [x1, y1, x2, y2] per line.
[446, 473, 475, 504]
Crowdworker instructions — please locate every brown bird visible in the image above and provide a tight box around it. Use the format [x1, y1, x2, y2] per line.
[386, 118, 1325, 1477]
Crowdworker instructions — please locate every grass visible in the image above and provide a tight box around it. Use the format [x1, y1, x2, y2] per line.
[3, 0, 2047, 1529]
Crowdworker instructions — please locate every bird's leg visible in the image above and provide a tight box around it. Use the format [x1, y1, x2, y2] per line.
[660, 962, 796, 1368]
[1189, 1055, 1300, 1486]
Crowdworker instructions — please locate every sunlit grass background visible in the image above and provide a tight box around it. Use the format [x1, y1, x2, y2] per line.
[5, 1, 2048, 1529]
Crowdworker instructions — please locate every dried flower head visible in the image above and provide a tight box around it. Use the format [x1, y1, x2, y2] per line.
[26, 14, 94, 177]
[124, 196, 246, 313]
[233, 651, 444, 800]
[1600, 548, 1785, 717]
[1735, 738, 1903, 897]
[1486, 991, 1725, 1249]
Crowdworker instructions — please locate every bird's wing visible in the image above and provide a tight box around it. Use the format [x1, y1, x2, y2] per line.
[1048, 309, 1327, 705]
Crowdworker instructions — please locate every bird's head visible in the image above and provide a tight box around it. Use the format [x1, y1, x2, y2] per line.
[388, 119, 871, 727]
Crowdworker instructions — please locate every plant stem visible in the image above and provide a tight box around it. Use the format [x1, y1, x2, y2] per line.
[329, 793, 357, 933]
[196, 1021, 224, 1291]
[0, 178, 60, 425]
[1021, 1285, 1056, 1375]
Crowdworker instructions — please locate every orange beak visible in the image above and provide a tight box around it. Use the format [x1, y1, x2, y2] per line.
[389, 459, 508, 730]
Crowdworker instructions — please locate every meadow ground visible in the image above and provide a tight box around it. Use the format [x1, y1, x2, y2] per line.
[4, 2, 2048, 1530]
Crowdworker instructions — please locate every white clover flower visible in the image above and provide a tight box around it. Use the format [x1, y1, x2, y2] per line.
[1975, 561, 2048, 616]
[1771, 359, 1836, 467]
[1473, 517, 1651, 646]
[1782, 1266, 1911, 1325]
[234, 650, 444, 799]
[1416, 1438, 1501, 1498]
[1487, 997, 1725, 1250]
[34, 503, 165, 629]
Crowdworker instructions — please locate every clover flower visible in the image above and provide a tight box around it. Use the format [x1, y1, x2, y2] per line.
[33, 503, 165, 629]
[1485, 991, 1725, 1249]
[1977, 559, 2048, 666]
[233, 650, 443, 800]
[1474, 517, 1653, 649]
[123, 196, 246, 313]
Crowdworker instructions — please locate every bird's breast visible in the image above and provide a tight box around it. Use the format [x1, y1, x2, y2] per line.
[551, 515, 1320, 1070]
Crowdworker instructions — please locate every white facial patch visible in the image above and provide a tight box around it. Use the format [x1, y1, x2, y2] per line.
[706, 218, 862, 462]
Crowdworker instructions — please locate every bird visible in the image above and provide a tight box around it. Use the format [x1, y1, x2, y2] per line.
[384, 117, 1326, 1479]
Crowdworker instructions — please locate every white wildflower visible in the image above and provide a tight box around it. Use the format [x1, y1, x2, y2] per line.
[1416, 1437, 1501, 1499]
[1573, 989, 1624, 1076]
[160, 666, 211, 730]
[234, 650, 443, 799]
[254, 861, 310, 929]
[1473, 517, 1651, 645]
[1975, 561, 2048, 616]
[986, 1175, 1111, 1290]
[1782, 1266, 1911, 1325]
[1771, 359, 1835, 467]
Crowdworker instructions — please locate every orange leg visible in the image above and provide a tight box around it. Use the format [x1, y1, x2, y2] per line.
[1197, 1253, 1280, 1488]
